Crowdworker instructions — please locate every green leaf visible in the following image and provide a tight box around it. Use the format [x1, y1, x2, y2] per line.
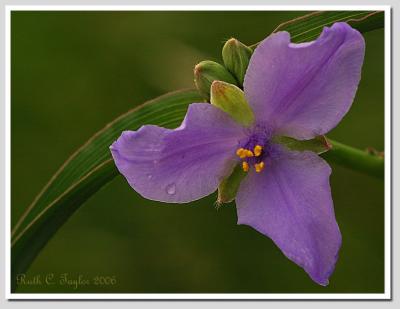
[11, 89, 204, 291]
[273, 135, 332, 154]
[250, 10, 384, 48]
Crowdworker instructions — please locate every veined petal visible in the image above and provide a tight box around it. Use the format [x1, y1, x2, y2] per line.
[110, 103, 245, 203]
[244, 22, 365, 139]
[236, 149, 341, 285]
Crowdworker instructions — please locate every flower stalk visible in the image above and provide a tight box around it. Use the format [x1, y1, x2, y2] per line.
[322, 139, 384, 179]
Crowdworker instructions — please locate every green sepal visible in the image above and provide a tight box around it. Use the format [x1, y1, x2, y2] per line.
[217, 163, 247, 205]
[210, 81, 255, 127]
[193, 60, 238, 100]
[273, 135, 332, 154]
[222, 38, 253, 86]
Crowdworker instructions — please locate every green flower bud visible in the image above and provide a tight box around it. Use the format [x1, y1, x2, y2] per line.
[194, 60, 238, 100]
[217, 163, 247, 205]
[222, 38, 253, 86]
[210, 80, 255, 127]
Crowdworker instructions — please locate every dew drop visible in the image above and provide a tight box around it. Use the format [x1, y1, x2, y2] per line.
[147, 174, 153, 179]
[166, 183, 176, 195]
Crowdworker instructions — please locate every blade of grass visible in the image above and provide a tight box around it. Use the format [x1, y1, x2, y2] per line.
[250, 10, 384, 48]
[11, 89, 204, 291]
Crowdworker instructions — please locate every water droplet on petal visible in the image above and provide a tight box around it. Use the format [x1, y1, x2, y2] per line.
[166, 183, 176, 195]
[147, 174, 153, 179]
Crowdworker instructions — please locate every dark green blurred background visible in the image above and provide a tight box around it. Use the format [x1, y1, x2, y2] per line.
[11, 11, 384, 293]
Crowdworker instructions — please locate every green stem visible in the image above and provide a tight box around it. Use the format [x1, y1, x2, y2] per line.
[322, 139, 384, 179]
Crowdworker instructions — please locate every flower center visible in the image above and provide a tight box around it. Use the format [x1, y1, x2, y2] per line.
[236, 124, 273, 173]
[236, 145, 265, 173]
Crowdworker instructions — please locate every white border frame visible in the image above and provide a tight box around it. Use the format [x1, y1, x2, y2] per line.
[4, 5, 391, 300]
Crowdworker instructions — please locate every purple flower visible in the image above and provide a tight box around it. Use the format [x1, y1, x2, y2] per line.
[110, 22, 365, 285]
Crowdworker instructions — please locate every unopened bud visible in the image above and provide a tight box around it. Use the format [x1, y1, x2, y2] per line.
[194, 60, 238, 100]
[222, 38, 253, 86]
[210, 80, 255, 127]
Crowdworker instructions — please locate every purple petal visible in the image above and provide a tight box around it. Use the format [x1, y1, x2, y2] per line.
[236, 149, 341, 285]
[244, 22, 365, 139]
[110, 103, 245, 203]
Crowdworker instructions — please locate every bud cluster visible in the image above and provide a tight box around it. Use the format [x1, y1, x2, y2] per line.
[193, 38, 253, 100]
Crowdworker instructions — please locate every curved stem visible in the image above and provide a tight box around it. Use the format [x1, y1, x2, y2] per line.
[322, 139, 384, 179]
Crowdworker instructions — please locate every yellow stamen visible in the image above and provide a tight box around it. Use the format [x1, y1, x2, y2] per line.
[246, 150, 254, 157]
[236, 148, 247, 159]
[242, 161, 249, 172]
[254, 145, 263, 157]
[236, 148, 254, 158]
[254, 161, 265, 173]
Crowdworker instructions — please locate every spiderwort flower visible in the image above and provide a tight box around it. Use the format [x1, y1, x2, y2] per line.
[110, 22, 365, 285]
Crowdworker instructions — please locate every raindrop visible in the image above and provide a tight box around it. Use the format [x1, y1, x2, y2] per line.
[166, 183, 176, 195]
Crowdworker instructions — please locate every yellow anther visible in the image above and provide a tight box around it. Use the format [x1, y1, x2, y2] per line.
[242, 161, 249, 172]
[254, 161, 265, 173]
[236, 148, 247, 159]
[237, 148, 254, 158]
[254, 145, 263, 157]
[246, 150, 254, 157]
